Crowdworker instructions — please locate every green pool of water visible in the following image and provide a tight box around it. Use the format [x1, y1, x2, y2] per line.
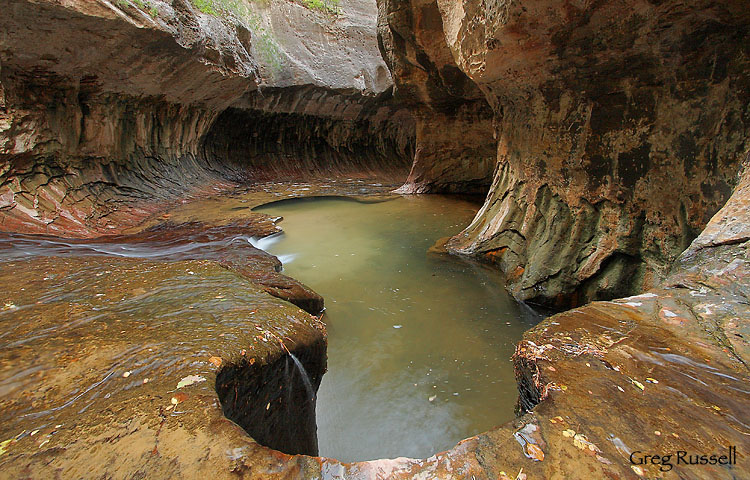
[255, 195, 541, 462]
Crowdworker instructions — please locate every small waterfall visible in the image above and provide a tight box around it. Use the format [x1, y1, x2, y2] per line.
[289, 353, 315, 402]
[248, 233, 283, 251]
[248, 233, 296, 265]
[284, 354, 292, 406]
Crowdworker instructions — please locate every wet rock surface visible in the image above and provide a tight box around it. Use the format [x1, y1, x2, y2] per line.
[505, 166, 750, 479]
[0, 255, 327, 478]
[0, 169, 746, 479]
[0, 217, 324, 314]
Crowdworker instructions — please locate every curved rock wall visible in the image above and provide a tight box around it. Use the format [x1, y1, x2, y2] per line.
[378, 0, 498, 193]
[0, 69, 228, 236]
[380, 0, 750, 307]
[0, 0, 413, 237]
[204, 96, 413, 183]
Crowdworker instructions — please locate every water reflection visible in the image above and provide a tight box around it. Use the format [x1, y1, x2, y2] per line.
[255, 196, 542, 461]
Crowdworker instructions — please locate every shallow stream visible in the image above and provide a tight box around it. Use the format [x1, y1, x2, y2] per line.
[0, 191, 540, 463]
[254, 196, 540, 461]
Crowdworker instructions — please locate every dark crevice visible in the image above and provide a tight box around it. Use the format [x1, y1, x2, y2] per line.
[215, 338, 327, 456]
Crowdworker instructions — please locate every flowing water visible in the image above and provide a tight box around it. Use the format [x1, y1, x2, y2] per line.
[289, 352, 316, 403]
[0, 191, 540, 463]
[254, 195, 541, 462]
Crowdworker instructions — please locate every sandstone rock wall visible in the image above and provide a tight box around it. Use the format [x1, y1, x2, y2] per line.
[204, 92, 414, 183]
[0, 68, 226, 236]
[380, 0, 750, 307]
[378, 0, 498, 193]
[0, 0, 413, 237]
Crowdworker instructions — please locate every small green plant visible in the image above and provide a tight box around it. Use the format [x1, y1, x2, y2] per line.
[192, 0, 219, 15]
[117, 0, 129, 7]
[301, 0, 339, 14]
[133, 0, 144, 8]
[149, 6, 159, 17]
[187, 0, 283, 71]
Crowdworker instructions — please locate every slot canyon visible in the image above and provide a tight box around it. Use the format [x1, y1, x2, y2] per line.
[0, 0, 748, 478]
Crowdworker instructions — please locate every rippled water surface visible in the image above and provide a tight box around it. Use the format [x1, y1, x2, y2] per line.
[255, 196, 541, 461]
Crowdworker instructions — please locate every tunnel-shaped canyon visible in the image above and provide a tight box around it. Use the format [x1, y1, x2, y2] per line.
[0, 0, 748, 478]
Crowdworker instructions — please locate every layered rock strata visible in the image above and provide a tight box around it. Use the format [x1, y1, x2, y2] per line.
[379, 0, 750, 307]
[0, 0, 413, 237]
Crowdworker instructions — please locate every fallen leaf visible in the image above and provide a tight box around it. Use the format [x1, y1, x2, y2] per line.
[654, 431, 661, 436]
[171, 392, 189, 405]
[176, 375, 205, 389]
[0, 439, 12, 456]
[631, 465, 644, 476]
[573, 434, 588, 449]
[122, 371, 131, 378]
[632, 379, 645, 391]
[497, 472, 513, 480]
[617, 386, 625, 392]
[562, 429, 576, 437]
[645, 377, 659, 384]
[525, 443, 544, 461]
[208, 356, 222, 368]
[572, 433, 601, 453]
